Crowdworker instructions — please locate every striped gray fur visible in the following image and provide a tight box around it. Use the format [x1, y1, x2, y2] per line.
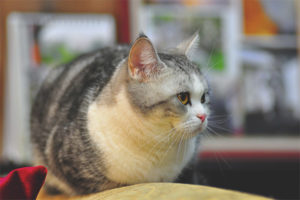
[31, 47, 129, 194]
[31, 34, 210, 195]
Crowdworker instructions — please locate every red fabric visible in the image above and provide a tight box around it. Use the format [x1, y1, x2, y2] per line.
[0, 166, 47, 200]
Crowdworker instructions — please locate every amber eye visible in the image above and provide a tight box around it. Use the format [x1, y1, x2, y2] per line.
[177, 92, 190, 105]
[201, 93, 206, 104]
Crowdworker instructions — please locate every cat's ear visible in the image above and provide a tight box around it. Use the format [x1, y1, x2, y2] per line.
[176, 32, 200, 57]
[128, 36, 160, 81]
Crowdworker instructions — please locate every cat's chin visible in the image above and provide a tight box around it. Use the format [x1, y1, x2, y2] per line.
[190, 125, 206, 136]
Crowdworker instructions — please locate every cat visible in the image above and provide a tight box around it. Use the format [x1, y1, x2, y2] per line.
[30, 33, 210, 195]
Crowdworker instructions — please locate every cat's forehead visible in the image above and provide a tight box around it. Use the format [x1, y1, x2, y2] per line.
[158, 53, 199, 74]
[158, 53, 206, 92]
[191, 74, 206, 94]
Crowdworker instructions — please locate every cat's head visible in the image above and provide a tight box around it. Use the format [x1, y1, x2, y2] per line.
[126, 33, 210, 138]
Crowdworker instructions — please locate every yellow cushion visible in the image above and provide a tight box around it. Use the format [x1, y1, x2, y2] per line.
[38, 183, 273, 200]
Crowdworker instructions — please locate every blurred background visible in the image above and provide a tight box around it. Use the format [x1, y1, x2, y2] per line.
[0, 0, 299, 199]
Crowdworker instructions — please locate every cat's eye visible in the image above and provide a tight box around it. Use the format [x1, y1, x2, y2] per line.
[201, 92, 210, 104]
[177, 92, 190, 105]
[201, 93, 206, 104]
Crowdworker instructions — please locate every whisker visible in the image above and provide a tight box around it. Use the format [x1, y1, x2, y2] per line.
[199, 131, 232, 170]
[158, 131, 181, 165]
[176, 133, 185, 163]
[156, 120, 198, 164]
[182, 131, 189, 163]
[206, 126, 222, 137]
[208, 123, 232, 133]
[146, 119, 202, 165]
[148, 128, 175, 154]
[208, 119, 228, 124]
[209, 116, 229, 120]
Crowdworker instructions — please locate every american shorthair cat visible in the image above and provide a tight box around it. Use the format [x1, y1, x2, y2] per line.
[31, 33, 210, 195]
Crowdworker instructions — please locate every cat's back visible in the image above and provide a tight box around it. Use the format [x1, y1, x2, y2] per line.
[31, 45, 129, 151]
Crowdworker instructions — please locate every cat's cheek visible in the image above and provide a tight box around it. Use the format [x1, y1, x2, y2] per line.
[163, 107, 182, 119]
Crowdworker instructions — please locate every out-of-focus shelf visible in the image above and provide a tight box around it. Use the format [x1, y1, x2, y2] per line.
[199, 136, 300, 159]
[242, 35, 297, 50]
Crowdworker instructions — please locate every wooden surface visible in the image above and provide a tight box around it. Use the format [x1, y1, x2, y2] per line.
[37, 183, 273, 200]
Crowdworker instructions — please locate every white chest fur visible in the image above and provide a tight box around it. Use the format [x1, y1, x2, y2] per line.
[87, 88, 197, 184]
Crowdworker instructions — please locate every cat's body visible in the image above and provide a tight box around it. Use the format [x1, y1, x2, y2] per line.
[31, 34, 210, 195]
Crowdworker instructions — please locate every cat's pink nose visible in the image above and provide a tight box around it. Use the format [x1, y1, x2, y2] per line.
[197, 114, 206, 122]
